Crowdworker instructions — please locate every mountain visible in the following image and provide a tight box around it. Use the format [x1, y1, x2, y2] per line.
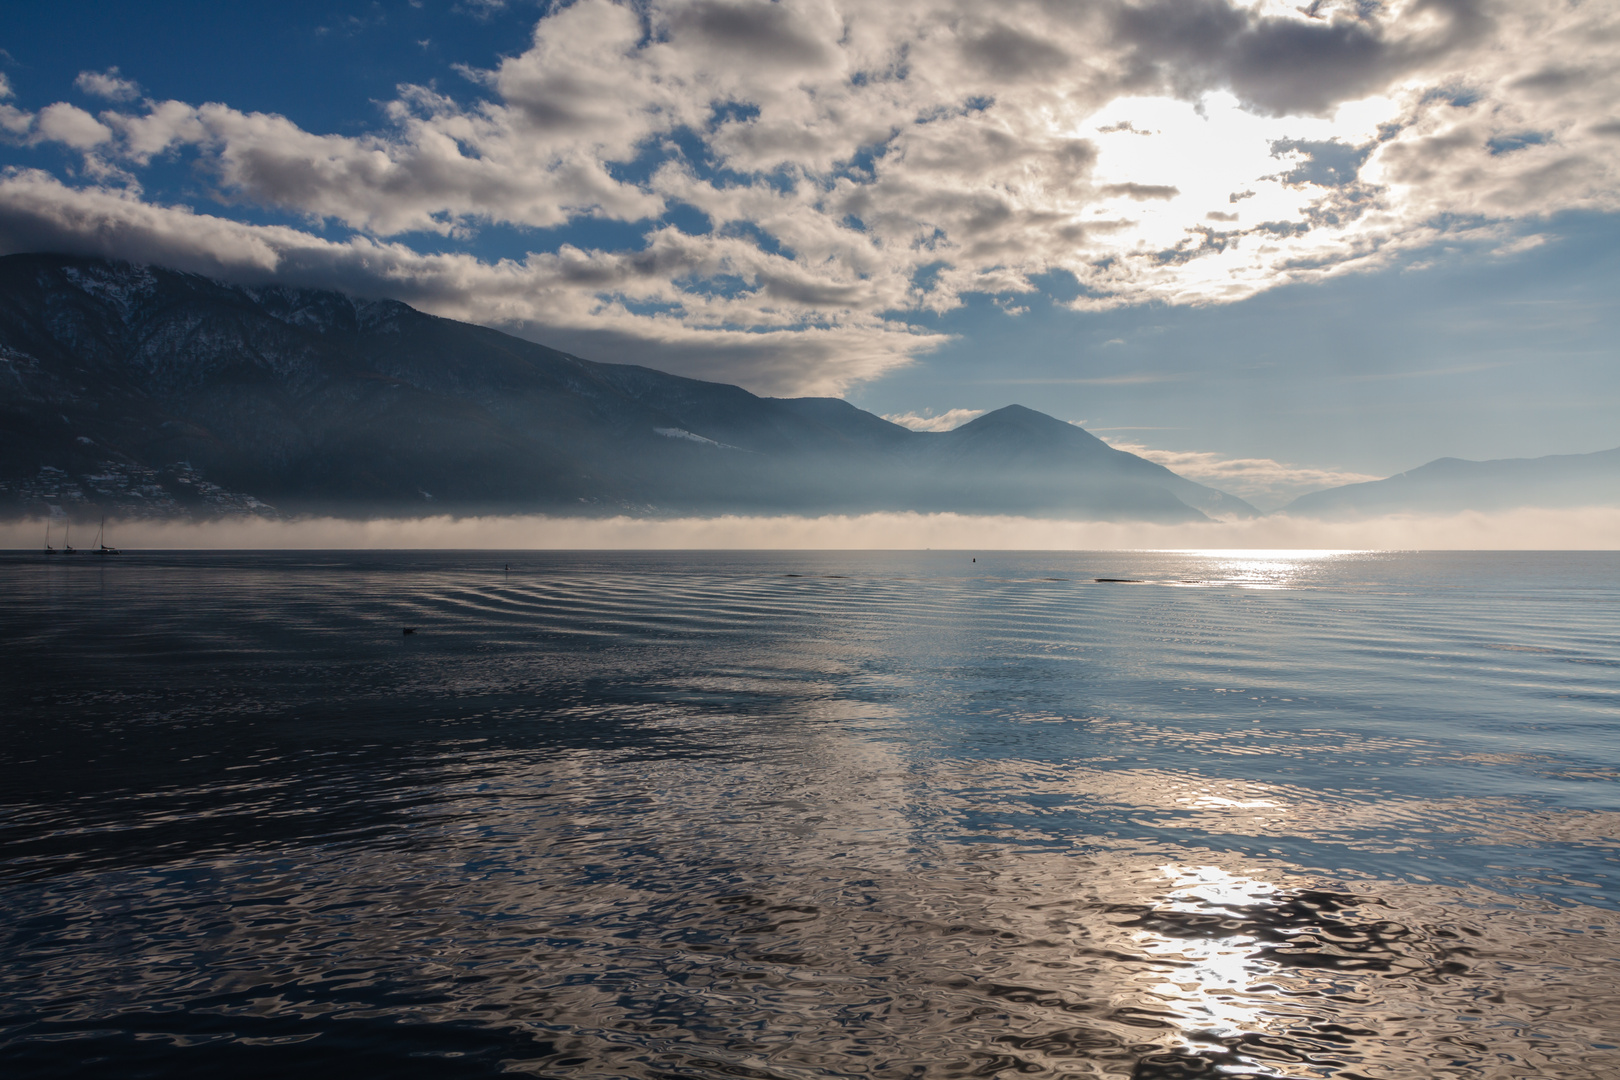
[1280, 447, 1620, 518]
[0, 254, 1256, 522]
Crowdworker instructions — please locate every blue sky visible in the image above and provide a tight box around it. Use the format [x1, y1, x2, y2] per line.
[1, 0, 1616, 504]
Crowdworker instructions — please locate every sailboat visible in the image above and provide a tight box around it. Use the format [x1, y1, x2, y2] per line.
[63, 521, 76, 555]
[95, 517, 120, 556]
[43, 516, 56, 554]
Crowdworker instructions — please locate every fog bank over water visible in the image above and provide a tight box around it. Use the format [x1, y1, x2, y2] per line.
[8, 508, 1619, 551]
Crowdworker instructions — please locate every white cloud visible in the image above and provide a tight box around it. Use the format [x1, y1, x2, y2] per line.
[0, 105, 31, 138]
[74, 68, 141, 102]
[1, 0, 1617, 392]
[882, 407, 985, 431]
[1099, 436, 1380, 508]
[34, 103, 112, 149]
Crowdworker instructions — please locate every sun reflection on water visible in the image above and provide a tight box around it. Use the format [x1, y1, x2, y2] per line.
[1164, 549, 1369, 589]
[1138, 865, 1282, 1043]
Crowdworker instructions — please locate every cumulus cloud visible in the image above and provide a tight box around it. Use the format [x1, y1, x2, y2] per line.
[0, 87, 30, 139]
[1, 0, 1617, 392]
[74, 68, 141, 102]
[34, 103, 113, 149]
[882, 407, 986, 431]
[1099, 436, 1381, 508]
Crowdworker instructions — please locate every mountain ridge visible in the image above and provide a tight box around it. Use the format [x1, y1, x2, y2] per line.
[1279, 446, 1620, 518]
[0, 253, 1257, 523]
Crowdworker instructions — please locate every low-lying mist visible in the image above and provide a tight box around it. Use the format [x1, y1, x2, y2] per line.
[7, 507, 1619, 550]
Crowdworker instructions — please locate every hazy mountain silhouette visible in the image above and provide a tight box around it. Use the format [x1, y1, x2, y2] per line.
[0, 254, 1256, 522]
[1280, 447, 1620, 518]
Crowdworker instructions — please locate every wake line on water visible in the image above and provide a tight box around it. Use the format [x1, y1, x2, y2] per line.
[4, 507, 1619, 550]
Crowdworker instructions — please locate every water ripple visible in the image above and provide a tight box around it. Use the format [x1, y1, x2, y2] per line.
[3, 550, 1618, 1077]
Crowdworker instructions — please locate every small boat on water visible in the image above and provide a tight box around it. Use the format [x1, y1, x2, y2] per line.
[95, 517, 120, 556]
[43, 517, 56, 554]
[62, 521, 76, 555]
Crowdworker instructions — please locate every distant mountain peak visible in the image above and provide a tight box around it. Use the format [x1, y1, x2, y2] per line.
[966, 403, 1076, 427]
[1280, 445, 1620, 518]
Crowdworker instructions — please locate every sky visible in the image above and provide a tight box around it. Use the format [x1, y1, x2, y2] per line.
[0, 0, 1616, 507]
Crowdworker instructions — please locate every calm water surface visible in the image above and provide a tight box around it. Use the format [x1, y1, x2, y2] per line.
[2, 550, 1618, 1079]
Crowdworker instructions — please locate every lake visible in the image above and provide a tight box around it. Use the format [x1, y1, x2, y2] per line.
[2, 550, 1618, 1078]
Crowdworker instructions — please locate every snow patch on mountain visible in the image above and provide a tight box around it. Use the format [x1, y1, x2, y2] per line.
[60, 262, 157, 322]
[654, 427, 744, 451]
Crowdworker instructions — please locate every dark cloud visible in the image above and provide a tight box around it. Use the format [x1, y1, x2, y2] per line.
[1051, 137, 1100, 171]
[758, 272, 865, 306]
[957, 194, 1015, 236]
[668, 0, 835, 69]
[1099, 182, 1179, 200]
[1113, 0, 1490, 116]
[959, 22, 1071, 81]
[1508, 66, 1586, 96]
[501, 72, 610, 132]
[1376, 126, 1477, 187]
[1222, 11, 1392, 114]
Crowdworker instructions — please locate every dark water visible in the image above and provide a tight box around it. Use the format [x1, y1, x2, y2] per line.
[3, 550, 1619, 1079]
